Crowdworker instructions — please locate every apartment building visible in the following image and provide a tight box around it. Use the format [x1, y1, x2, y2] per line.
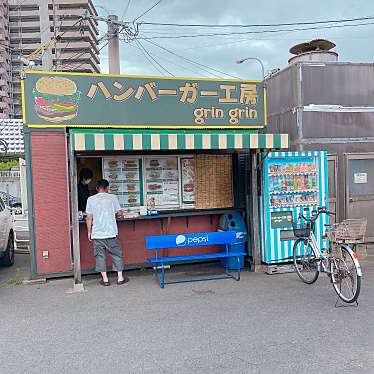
[0, 1, 12, 118]
[0, 0, 100, 119]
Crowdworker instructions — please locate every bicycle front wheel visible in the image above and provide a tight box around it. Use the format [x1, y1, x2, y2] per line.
[331, 244, 362, 303]
[293, 238, 320, 284]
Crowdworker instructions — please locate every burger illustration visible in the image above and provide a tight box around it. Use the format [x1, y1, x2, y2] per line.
[108, 160, 119, 168]
[184, 183, 194, 192]
[149, 159, 160, 168]
[108, 172, 118, 180]
[127, 184, 136, 191]
[33, 76, 81, 122]
[128, 194, 138, 204]
[109, 184, 119, 193]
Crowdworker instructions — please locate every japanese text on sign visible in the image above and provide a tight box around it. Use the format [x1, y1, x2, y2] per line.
[23, 71, 265, 128]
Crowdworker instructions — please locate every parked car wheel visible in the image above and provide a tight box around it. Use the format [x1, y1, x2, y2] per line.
[0, 232, 14, 267]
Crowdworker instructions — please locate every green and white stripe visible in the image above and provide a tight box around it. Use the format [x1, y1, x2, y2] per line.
[71, 129, 288, 151]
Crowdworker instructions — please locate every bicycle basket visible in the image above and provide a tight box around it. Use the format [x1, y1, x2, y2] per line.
[331, 218, 367, 244]
[292, 221, 311, 238]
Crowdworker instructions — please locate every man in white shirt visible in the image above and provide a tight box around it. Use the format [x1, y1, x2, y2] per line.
[86, 179, 129, 286]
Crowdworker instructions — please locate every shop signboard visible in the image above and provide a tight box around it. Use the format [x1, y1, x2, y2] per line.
[22, 71, 265, 129]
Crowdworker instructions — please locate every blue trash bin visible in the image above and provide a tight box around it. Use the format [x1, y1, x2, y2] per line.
[219, 212, 248, 270]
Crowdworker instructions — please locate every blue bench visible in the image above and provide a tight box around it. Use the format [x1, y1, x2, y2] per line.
[146, 231, 246, 288]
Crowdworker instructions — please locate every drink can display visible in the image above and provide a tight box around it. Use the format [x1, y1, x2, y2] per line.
[268, 158, 319, 208]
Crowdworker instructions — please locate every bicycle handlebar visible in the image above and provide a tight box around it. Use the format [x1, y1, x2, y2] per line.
[298, 206, 335, 223]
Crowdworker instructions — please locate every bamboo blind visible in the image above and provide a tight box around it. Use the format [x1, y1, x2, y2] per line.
[195, 155, 233, 209]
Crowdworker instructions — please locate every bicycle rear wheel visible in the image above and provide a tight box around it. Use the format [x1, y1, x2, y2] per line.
[293, 238, 320, 284]
[331, 244, 361, 303]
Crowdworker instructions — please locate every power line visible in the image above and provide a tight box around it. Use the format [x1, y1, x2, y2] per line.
[137, 20, 374, 40]
[58, 49, 94, 70]
[142, 38, 241, 79]
[55, 50, 89, 69]
[56, 38, 108, 70]
[134, 39, 174, 76]
[132, 40, 166, 76]
[120, 0, 132, 22]
[171, 33, 374, 54]
[96, 5, 111, 16]
[139, 15, 374, 28]
[56, 33, 108, 70]
[54, 17, 69, 70]
[133, 0, 163, 23]
[127, 42, 220, 78]
[98, 41, 110, 52]
[14, 0, 29, 10]
[0, 42, 12, 50]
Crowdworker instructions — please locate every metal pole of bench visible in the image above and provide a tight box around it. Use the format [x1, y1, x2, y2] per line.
[250, 152, 262, 272]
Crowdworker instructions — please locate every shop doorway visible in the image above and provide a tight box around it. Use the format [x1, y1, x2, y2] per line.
[327, 155, 338, 224]
[345, 153, 374, 242]
[77, 157, 102, 196]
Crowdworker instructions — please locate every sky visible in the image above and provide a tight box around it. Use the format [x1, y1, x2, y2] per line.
[93, 0, 374, 79]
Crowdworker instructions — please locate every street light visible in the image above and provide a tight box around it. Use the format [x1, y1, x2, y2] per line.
[236, 57, 265, 81]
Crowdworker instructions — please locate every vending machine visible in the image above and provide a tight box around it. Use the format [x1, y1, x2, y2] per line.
[260, 151, 329, 264]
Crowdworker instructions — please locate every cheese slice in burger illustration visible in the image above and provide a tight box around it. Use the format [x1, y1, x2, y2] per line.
[33, 76, 81, 122]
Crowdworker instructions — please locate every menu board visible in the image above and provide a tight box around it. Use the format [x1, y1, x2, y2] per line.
[145, 157, 179, 208]
[268, 160, 319, 208]
[181, 158, 195, 205]
[102, 157, 142, 208]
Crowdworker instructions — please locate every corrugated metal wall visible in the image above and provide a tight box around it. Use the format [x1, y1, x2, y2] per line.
[302, 64, 374, 106]
[302, 112, 374, 139]
[266, 65, 298, 114]
[266, 62, 374, 227]
[266, 65, 299, 147]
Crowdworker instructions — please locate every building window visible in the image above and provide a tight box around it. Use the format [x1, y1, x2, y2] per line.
[48, 4, 53, 10]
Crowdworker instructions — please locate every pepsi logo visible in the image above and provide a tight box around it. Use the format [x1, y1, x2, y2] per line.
[175, 235, 187, 246]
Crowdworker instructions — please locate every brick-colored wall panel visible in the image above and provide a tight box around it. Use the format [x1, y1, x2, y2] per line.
[79, 215, 221, 271]
[31, 132, 72, 274]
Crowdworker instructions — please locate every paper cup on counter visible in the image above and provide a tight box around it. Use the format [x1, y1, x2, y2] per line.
[139, 206, 147, 215]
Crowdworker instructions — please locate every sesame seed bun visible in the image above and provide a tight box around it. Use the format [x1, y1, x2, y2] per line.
[36, 76, 77, 96]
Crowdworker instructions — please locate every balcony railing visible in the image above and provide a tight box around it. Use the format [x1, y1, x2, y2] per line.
[0, 171, 20, 179]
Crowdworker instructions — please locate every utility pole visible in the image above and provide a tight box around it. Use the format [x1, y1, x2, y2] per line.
[107, 15, 120, 74]
[39, 0, 53, 70]
[80, 13, 135, 74]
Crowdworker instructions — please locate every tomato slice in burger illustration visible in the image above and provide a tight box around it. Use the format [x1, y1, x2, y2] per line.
[33, 76, 81, 122]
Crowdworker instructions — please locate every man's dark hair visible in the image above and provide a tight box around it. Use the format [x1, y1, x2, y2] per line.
[96, 179, 109, 190]
[79, 168, 93, 182]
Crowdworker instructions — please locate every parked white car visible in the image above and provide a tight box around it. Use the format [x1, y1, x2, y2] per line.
[0, 196, 14, 267]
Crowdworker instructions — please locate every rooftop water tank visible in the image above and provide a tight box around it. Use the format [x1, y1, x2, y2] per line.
[288, 39, 338, 65]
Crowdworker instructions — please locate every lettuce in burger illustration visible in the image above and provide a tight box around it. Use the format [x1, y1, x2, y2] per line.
[33, 76, 81, 122]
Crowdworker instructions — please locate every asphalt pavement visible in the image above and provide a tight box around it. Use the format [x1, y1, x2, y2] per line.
[1, 253, 374, 374]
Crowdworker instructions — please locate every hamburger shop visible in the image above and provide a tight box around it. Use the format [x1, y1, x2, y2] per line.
[22, 71, 289, 281]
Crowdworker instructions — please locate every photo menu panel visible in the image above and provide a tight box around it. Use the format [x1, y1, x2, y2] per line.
[144, 157, 179, 208]
[102, 157, 142, 208]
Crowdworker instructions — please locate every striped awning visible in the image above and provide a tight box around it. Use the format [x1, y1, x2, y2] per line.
[71, 129, 288, 151]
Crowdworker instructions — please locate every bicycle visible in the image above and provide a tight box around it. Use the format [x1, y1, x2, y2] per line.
[292, 206, 366, 304]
